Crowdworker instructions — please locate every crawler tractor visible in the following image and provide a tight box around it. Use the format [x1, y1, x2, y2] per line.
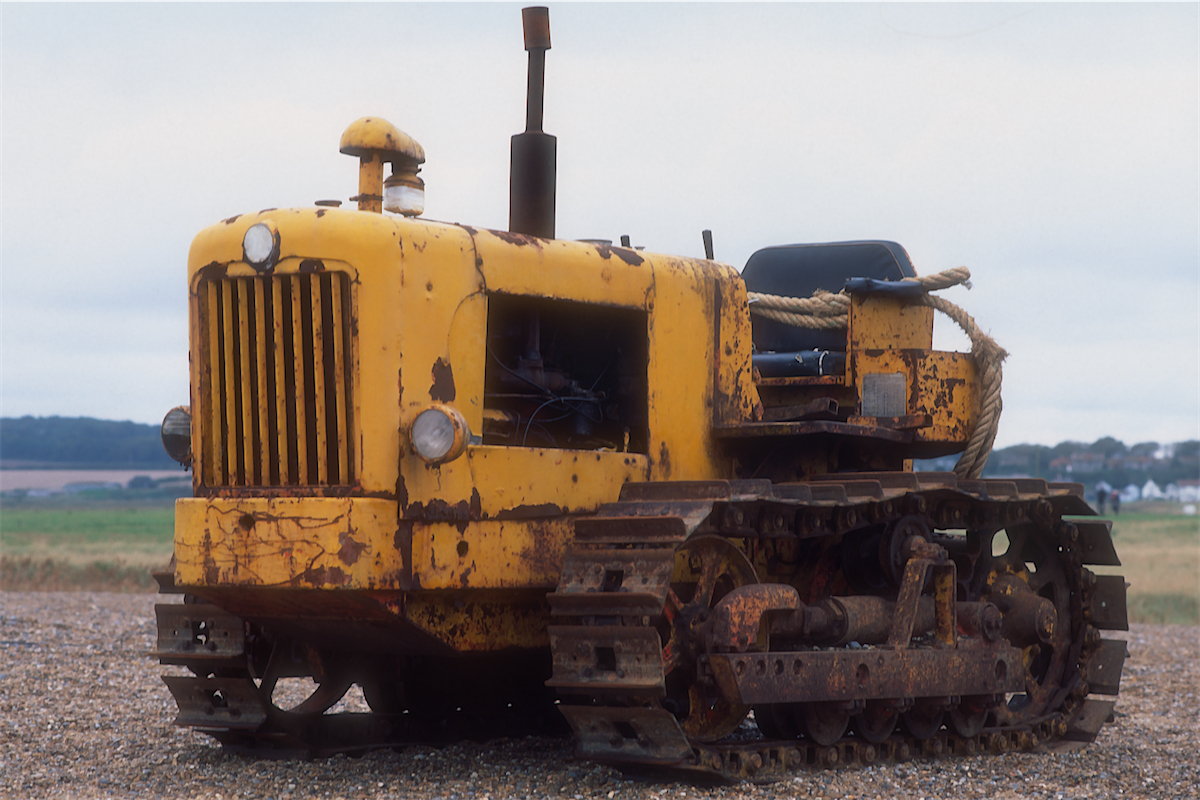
[153, 8, 1127, 781]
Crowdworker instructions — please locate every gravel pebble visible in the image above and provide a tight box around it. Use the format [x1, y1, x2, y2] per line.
[1, 592, 1196, 799]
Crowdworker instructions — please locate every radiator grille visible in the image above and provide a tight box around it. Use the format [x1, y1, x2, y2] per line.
[198, 272, 353, 487]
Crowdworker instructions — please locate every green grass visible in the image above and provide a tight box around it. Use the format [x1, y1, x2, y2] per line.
[1, 506, 175, 540]
[1126, 593, 1199, 625]
[1090, 506, 1199, 626]
[0, 491, 176, 585]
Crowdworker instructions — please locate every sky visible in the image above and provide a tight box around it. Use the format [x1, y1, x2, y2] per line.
[2, 2, 1197, 450]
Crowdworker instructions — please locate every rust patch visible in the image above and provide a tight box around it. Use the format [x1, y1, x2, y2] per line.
[316, 209, 327, 218]
[395, 520, 415, 587]
[338, 531, 367, 566]
[658, 441, 672, 478]
[514, 519, 567, 584]
[197, 262, 229, 282]
[407, 497, 479, 533]
[259, 208, 278, 214]
[594, 244, 645, 267]
[494, 503, 565, 520]
[396, 472, 409, 512]
[222, 215, 242, 225]
[490, 229, 543, 248]
[469, 488, 483, 520]
[292, 564, 350, 587]
[430, 358, 456, 402]
[202, 530, 219, 584]
[299, 259, 325, 273]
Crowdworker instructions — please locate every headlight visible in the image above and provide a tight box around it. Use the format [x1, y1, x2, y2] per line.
[242, 221, 279, 269]
[161, 406, 193, 467]
[410, 405, 470, 464]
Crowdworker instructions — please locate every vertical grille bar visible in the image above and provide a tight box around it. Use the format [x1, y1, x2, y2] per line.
[199, 272, 352, 488]
[254, 279, 271, 485]
[310, 275, 329, 485]
[221, 281, 241, 485]
[272, 276, 291, 485]
[330, 274, 349, 483]
[205, 282, 224, 486]
[291, 275, 310, 483]
[236, 278, 256, 484]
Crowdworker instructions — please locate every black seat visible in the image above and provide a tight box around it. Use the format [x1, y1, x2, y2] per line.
[743, 240, 916, 354]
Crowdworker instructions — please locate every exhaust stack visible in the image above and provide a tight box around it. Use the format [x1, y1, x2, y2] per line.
[509, 6, 556, 239]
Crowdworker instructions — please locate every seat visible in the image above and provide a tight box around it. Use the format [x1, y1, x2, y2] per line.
[743, 241, 916, 377]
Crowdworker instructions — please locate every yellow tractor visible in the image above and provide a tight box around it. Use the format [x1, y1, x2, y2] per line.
[153, 7, 1126, 780]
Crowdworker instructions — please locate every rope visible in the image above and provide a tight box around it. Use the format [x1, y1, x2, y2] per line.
[747, 267, 1006, 479]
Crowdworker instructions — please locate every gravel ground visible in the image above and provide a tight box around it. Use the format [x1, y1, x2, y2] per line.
[1, 593, 1196, 800]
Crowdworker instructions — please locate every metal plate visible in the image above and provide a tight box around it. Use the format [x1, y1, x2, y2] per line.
[1076, 521, 1121, 566]
[1084, 639, 1127, 696]
[555, 548, 675, 597]
[162, 676, 268, 730]
[547, 625, 664, 695]
[574, 515, 688, 545]
[152, 603, 244, 660]
[861, 373, 907, 418]
[1089, 575, 1129, 631]
[1063, 698, 1117, 742]
[559, 705, 692, 765]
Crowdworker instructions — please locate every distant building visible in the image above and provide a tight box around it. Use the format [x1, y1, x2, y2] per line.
[1178, 479, 1200, 503]
[1119, 484, 1141, 503]
[1141, 479, 1165, 500]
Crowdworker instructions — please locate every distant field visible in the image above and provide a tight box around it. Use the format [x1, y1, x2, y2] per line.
[1094, 504, 1200, 625]
[2, 494, 1198, 624]
[0, 469, 186, 493]
[1, 490, 176, 591]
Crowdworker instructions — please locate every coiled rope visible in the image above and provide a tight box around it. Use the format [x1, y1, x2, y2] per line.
[747, 267, 1006, 479]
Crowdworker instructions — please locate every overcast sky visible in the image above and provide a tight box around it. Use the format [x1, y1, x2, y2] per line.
[2, 2, 1197, 449]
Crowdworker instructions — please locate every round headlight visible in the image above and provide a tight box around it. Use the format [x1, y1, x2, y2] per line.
[243, 222, 278, 268]
[410, 405, 470, 464]
[161, 406, 193, 467]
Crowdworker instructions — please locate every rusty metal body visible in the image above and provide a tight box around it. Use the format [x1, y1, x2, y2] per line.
[153, 6, 1126, 782]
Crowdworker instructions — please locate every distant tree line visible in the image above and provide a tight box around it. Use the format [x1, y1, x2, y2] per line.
[921, 437, 1200, 489]
[0, 416, 177, 469]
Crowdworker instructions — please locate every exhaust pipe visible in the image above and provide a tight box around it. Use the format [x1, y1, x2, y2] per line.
[509, 6, 556, 239]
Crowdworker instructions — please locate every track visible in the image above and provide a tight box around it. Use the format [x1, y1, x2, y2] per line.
[546, 474, 1128, 781]
[153, 473, 1127, 782]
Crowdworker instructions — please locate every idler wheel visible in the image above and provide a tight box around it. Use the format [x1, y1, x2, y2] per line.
[853, 701, 899, 744]
[800, 701, 850, 746]
[901, 704, 945, 740]
[754, 703, 803, 739]
[949, 696, 991, 738]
